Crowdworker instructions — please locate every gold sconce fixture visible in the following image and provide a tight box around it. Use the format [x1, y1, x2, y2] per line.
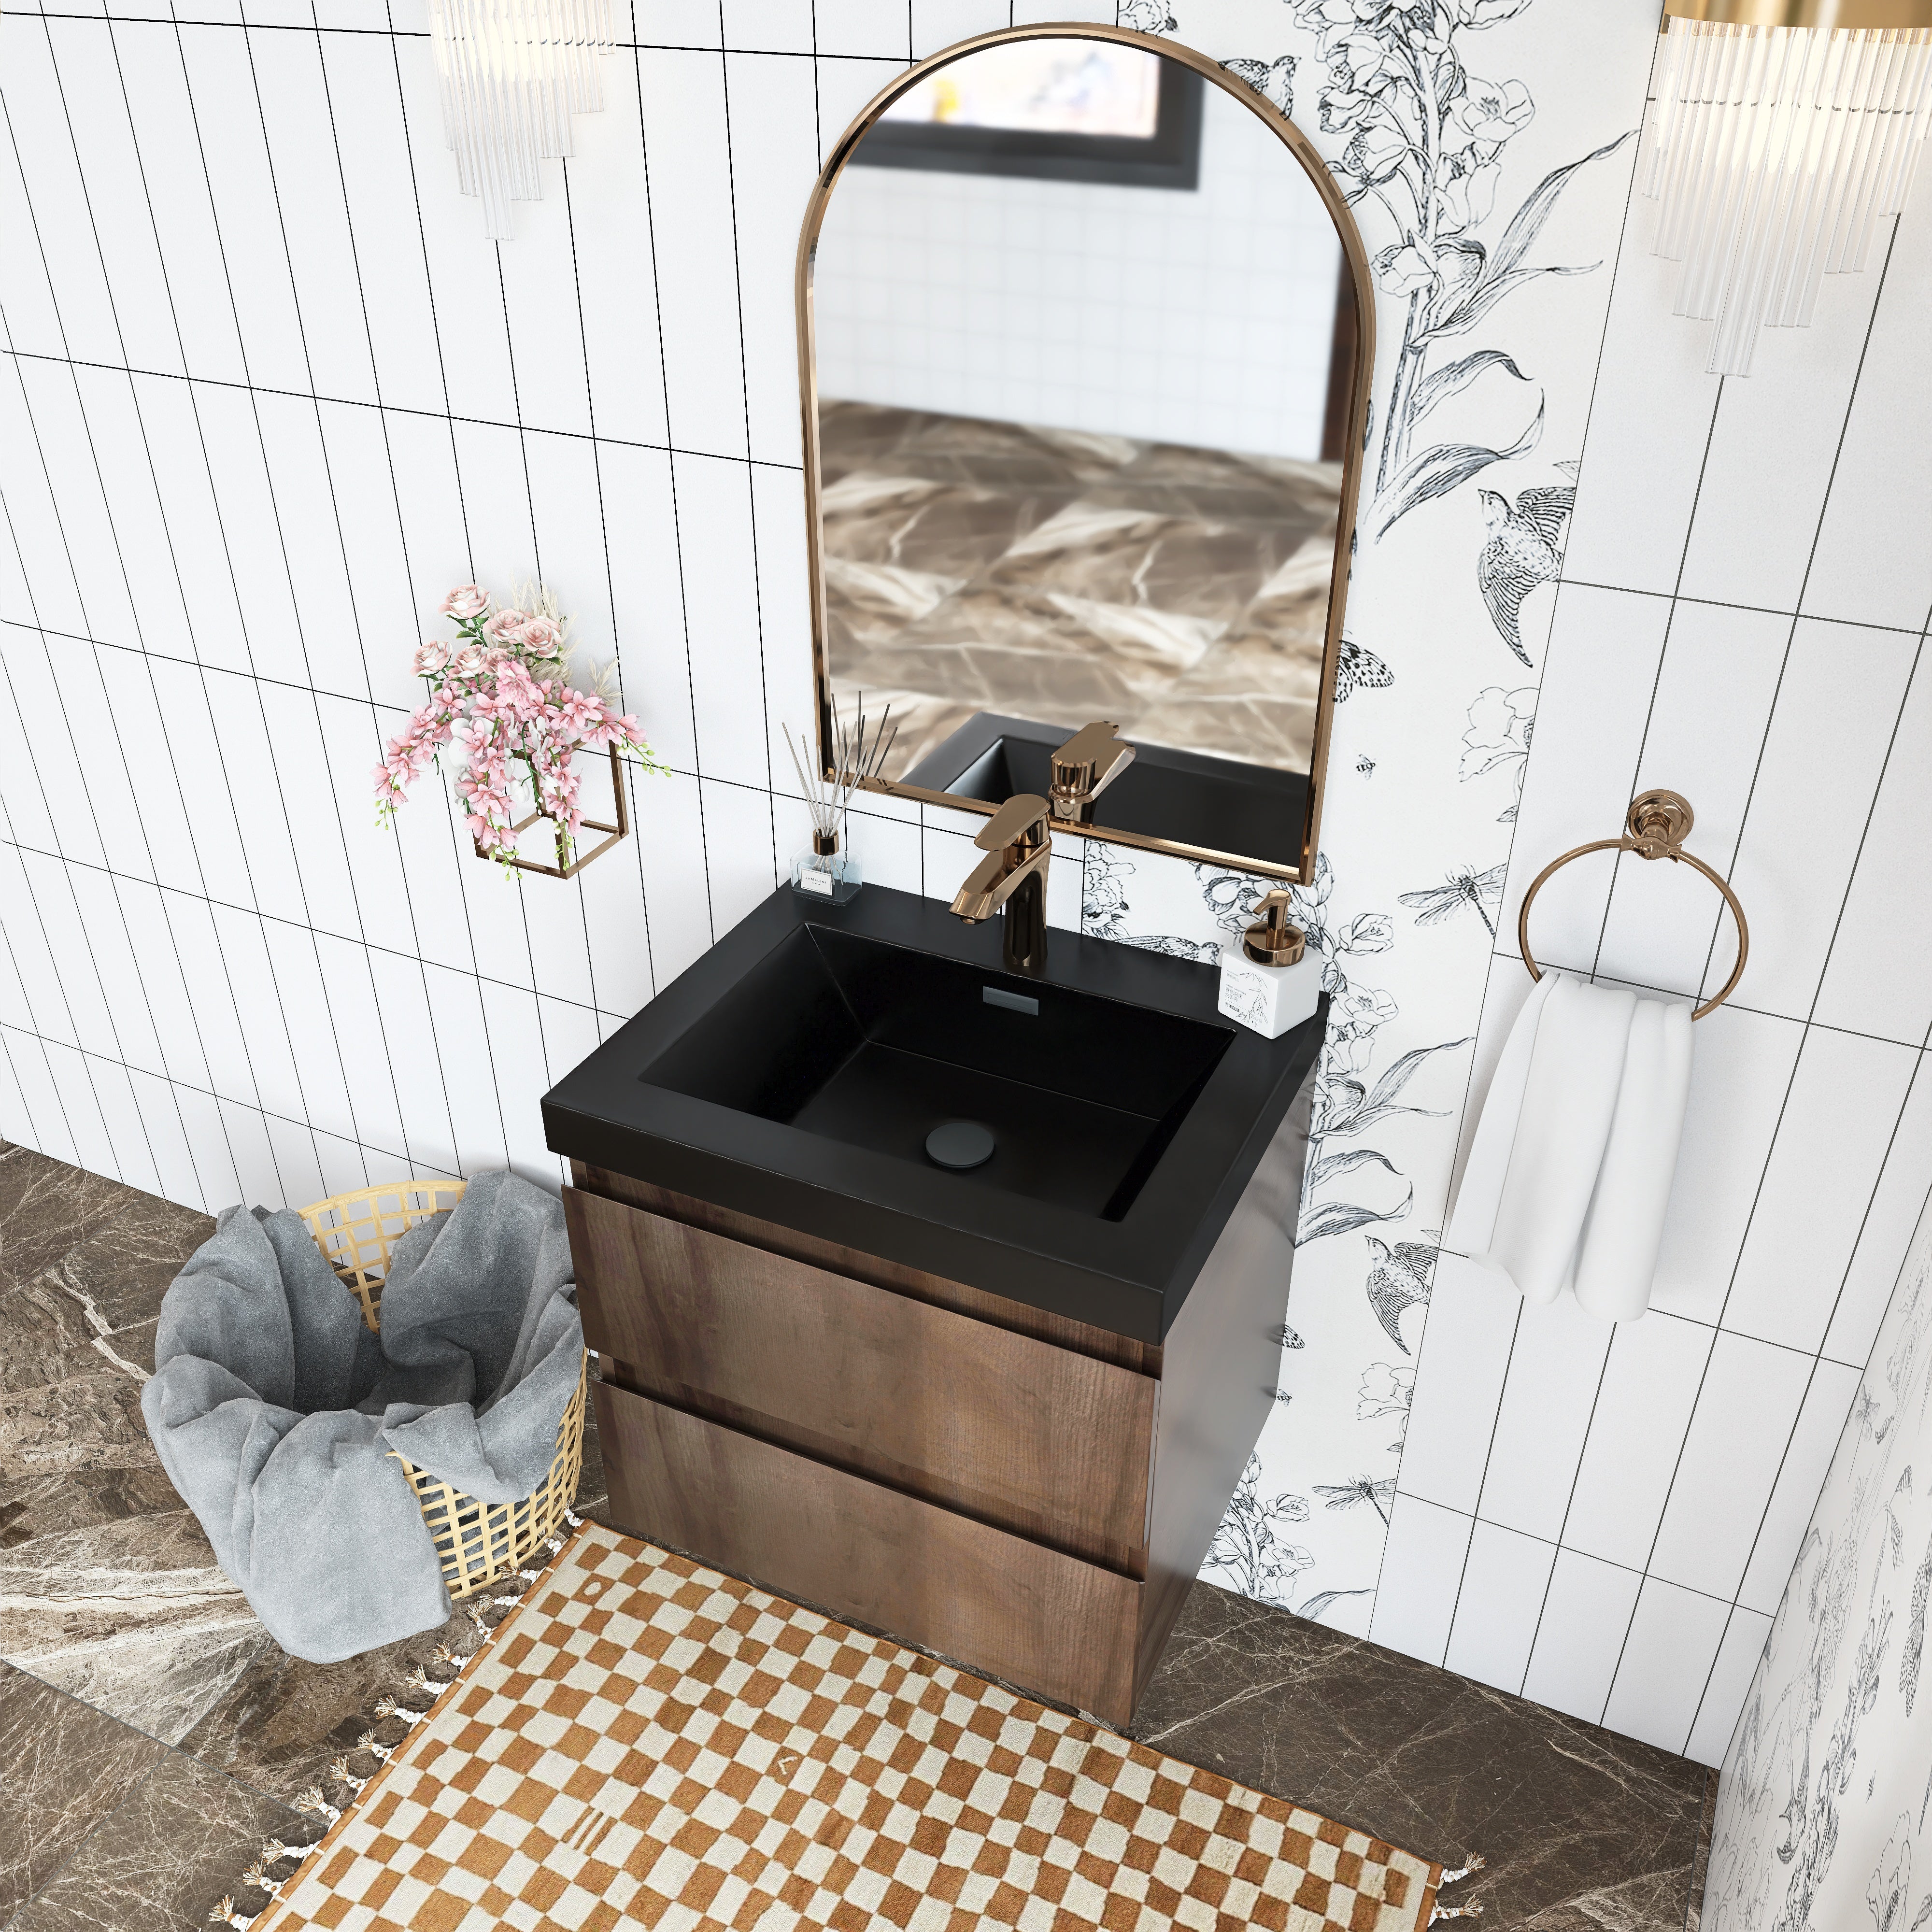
[1645, 0, 1932, 374]
[428, 0, 616, 239]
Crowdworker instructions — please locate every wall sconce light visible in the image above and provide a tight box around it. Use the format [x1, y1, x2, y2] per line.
[1644, 0, 1932, 375]
[428, 0, 616, 240]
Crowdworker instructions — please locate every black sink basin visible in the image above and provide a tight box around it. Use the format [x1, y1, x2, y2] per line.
[543, 883, 1324, 1342]
[640, 924, 1230, 1221]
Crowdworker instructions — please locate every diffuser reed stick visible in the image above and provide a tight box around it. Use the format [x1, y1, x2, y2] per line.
[785, 695, 896, 870]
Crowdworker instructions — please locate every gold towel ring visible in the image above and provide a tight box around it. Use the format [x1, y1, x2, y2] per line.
[1517, 790, 1749, 1022]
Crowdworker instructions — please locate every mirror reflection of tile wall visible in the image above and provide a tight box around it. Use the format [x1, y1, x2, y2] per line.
[813, 86, 1341, 457]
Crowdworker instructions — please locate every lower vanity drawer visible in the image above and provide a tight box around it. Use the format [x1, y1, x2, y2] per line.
[592, 1377, 1142, 1722]
[563, 1183, 1155, 1571]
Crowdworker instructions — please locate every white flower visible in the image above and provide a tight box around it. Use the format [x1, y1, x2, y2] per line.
[1460, 686, 1535, 779]
[1375, 241, 1439, 298]
[1357, 1362, 1415, 1422]
[1454, 74, 1533, 145]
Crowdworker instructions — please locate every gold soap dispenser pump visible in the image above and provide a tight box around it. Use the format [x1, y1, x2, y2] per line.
[1217, 890, 1322, 1039]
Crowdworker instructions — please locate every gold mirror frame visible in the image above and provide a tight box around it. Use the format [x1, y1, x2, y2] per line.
[795, 21, 1377, 886]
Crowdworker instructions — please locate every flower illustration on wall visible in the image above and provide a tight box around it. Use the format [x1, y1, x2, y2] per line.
[1358, 1361, 1416, 1453]
[1461, 684, 1535, 821]
[1707, 1238, 1932, 1932]
[1203, 1455, 1315, 1605]
[1252, 0, 1631, 539]
[1185, 855, 1468, 1247]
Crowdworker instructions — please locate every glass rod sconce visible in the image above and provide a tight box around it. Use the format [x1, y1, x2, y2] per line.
[1643, 0, 1932, 375]
[428, 0, 616, 240]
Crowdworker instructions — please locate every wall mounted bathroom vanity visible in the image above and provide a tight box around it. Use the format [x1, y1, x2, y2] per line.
[543, 22, 1356, 1723]
[544, 886, 1322, 1722]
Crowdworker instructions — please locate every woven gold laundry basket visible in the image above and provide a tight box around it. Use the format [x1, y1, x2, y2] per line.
[296, 1179, 586, 1602]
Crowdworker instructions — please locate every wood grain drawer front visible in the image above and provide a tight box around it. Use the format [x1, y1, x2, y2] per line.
[594, 1378, 1141, 1724]
[564, 1185, 1156, 1571]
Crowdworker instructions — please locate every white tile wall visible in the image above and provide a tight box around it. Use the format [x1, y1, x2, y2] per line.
[1404, 80, 1932, 1766]
[1, 0, 1925, 1781]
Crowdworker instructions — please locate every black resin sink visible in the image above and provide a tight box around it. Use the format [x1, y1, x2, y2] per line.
[640, 924, 1230, 1221]
[542, 883, 1324, 1342]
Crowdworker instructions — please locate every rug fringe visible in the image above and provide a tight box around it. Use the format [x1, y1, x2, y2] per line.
[1428, 1852, 1489, 1922]
[203, 1514, 588, 1926]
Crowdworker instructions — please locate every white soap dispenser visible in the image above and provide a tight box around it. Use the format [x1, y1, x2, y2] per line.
[1218, 890, 1321, 1039]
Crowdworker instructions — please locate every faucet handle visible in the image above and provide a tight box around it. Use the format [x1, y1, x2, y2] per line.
[975, 793, 1051, 852]
[1050, 722, 1135, 820]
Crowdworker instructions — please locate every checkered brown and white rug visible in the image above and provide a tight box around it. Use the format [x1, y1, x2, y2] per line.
[251, 1520, 1441, 1932]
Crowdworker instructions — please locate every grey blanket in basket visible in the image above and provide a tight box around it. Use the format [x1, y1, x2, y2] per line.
[140, 1170, 582, 1664]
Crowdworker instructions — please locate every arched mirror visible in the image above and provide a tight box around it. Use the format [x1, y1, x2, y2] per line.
[797, 25, 1373, 883]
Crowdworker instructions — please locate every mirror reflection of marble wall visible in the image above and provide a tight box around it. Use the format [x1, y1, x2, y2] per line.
[810, 37, 1356, 790]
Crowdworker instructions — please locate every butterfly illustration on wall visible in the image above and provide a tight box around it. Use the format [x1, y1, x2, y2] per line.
[1334, 639, 1394, 703]
[1399, 864, 1507, 938]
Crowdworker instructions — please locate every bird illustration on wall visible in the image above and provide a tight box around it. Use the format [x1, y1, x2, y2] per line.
[1222, 54, 1297, 115]
[1477, 484, 1575, 665]
[1364, 1237, 1436, 1352]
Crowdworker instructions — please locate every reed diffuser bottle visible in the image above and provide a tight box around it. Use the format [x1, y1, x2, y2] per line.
[785, 698, 895, 907]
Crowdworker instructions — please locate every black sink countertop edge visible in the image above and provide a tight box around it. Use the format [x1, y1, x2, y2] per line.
[541, 883, 1325, 1345]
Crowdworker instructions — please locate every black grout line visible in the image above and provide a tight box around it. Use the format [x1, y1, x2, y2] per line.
[1465, 212, 1927, 1667]
[1704, 217, 1905, 1341]
[1393, 1487, 1769, 1615]
[16, 6, 964, 52]
[1, 342, 809, 468]
[0, 1019, 443, 1203]
[1555, 576, 1928, 641]
[631, 41, 718, 949]
[1802, 641, 1930, 1356]
[0, 834, 648, 1036]
[1407, 92, 1700, 1661]
[1484, 942, 1932, 1053]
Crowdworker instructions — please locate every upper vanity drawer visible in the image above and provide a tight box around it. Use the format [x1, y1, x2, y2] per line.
[562, 1184, 1155, 1571]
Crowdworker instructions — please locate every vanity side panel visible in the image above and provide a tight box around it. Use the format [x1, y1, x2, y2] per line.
[593, 1378, 1142, 1722]
[564, 1185, 1156, 1570]
[1133, 1061, 1313, 1700]
[572, 1163, 1161, 1375]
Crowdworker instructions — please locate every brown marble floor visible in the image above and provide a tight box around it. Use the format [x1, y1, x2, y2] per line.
[0, 1137, 1710, 1930]
[819, 401, 1336, 781]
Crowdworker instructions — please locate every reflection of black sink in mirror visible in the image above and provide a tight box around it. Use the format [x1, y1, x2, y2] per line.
[542, 883, 1324, 1342]
[640, 925, 1229, 1221]
[904, 712, 1308, 867]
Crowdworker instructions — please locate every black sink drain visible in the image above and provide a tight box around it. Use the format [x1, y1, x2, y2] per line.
[925, 1120, 995, 1171]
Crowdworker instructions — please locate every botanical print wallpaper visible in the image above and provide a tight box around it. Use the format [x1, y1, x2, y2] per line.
[1703, 1202, 1932, 1932]
[1080, 0, 1658, 1634]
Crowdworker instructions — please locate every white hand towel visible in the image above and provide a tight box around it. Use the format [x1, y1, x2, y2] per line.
[1486, 977, 1637, 1304]
[1444, 967, 1561, 1262]
[1573, 996, 1693, 1321]
[1447, 971, 1693, 1321]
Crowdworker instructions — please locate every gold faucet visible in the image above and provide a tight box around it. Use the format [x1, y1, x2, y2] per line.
[1049, 721, 1135, 824]
[951, 793, 1051, 973]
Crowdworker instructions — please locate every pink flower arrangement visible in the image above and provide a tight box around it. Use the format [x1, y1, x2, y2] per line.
[375, 582, 664, 870]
